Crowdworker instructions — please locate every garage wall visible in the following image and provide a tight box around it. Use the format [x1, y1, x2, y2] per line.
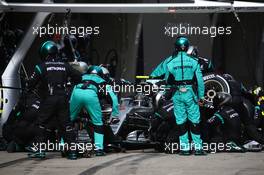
[143, 13, 264, 88]
[22, 13, 140, 83]
[143, 13, 214, 75]
[213, 13, 264, 87]
[89, 14, 141, 82]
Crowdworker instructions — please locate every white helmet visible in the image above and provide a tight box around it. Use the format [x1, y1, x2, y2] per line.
[70, 61, 89, 74]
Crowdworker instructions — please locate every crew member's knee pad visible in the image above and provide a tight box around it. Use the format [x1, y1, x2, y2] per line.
[178, 122, 187, 136]
[190, 122, 201, 135]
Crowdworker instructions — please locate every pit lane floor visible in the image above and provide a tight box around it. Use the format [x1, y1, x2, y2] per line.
[0, 150, 264, 175]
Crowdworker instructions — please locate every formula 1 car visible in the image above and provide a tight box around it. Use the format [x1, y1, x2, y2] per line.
[96, 48, 262, 153]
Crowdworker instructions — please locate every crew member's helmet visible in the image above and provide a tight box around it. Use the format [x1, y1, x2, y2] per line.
[79, 62, 89, 74]
[252, 86, 263, 96]
[213, 92, 232, 108]
[258, 98, 264, 117]
[70, 61, 89, 74]
[39, 41, 58, 60]
[87, 65, 104, 78]
[252, 86, 264, 111]
[100, 66, 111, 83]
[175, 36, 189, 52]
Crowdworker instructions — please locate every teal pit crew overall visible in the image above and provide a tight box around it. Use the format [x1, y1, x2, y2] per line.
[70, 74, 119, 150]
[151, 51, 205, 151]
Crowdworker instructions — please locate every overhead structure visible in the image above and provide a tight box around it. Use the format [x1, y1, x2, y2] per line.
[0, 0, 264, 13]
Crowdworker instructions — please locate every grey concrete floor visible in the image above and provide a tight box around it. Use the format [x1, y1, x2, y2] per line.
[0, 150, 264, 175]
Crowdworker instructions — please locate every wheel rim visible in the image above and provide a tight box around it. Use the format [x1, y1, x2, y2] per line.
[204, 79, 225, 107]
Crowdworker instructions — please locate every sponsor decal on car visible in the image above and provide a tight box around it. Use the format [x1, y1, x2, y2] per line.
[203, 74, 215, 81]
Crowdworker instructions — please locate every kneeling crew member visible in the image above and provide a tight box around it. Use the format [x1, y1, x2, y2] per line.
[207, 92, 245, 152]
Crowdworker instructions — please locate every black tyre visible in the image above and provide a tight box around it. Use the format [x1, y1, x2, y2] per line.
[203, 73, 230, 108]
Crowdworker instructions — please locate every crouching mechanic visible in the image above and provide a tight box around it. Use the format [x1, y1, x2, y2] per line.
[223, 75, 264, 146]
[207, 92, 245, 152]
[150, 36, 206, 155]
[250, 86, 264, 144]
[70, 65, 119, 156]
[27, 41, 81, 159]
[3, 92, 42, 152]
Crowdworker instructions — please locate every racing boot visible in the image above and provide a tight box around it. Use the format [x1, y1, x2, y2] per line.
[95, 149, 106, 156]
[227, 141, 246, 152]
[83, 149, 96, 158]
[67, 152, 77, 160]
[28, 151, 46, 159]
[28, 125, 47, 159]
[6, 141, 18, 153]
[27, 140, 46, 159]
[179, 150, 191, 156]
[243, 140, 263, 152]
[194, 149, 207, 156]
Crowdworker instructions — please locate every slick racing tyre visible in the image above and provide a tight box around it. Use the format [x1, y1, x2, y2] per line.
[203, 73, 230, 108]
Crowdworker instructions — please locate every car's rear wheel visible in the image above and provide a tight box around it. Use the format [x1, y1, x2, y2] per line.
[203, 73, 230, 108]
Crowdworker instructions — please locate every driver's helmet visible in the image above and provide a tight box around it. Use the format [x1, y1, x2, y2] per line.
[213, 92, 232, 108]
